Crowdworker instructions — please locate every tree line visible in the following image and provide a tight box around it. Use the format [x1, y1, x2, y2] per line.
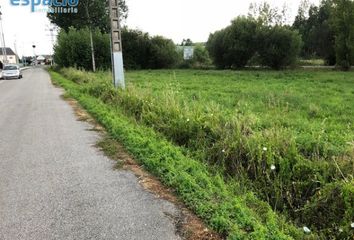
[48, 0, 354, 71]
[292, 0, 354, 69]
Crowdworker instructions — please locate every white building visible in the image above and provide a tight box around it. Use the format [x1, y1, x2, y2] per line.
[0, 48, 18, 68]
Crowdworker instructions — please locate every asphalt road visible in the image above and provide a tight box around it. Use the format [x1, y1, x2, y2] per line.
[0, 68, 181, 240]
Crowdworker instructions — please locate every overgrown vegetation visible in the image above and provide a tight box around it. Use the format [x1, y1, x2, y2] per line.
[53, 68, 353, 239]
[50, 69, 314, 240]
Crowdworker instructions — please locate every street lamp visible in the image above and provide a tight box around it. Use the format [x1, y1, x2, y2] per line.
[108, 0, 125, 89]
[32, 45, 36, 65]
[0, 6, 8, 64]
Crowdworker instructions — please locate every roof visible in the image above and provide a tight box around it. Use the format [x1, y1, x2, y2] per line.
[0, 48, 16, 56]
[37, 55, 46, 61]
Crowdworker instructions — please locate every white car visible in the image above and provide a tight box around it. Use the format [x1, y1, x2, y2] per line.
[2, 65, 23, 80]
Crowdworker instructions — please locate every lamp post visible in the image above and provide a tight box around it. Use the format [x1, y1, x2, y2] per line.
[108, 0, 125, 89]
[0, 6, 8, 65]
[32, 45, 36, 66]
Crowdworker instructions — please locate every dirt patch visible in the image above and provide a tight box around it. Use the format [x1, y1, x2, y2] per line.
[62, 96, 222, 240]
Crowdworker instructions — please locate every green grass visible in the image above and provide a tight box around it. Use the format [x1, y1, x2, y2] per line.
[51, 68, 354, 239]
[298, 59, 326, 66]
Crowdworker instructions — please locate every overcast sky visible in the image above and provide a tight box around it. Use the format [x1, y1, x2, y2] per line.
[0, 0, 320, 57]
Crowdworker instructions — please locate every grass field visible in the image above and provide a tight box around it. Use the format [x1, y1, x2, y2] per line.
[53, 68, 354, 239]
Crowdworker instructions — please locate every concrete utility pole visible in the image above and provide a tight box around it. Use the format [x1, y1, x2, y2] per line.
[108, 0, 125, 89]
[0, 6, 8, 65]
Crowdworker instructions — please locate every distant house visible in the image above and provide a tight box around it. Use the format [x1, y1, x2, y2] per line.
[36, 55, 53, 65]
[36, 55, 46, 64]
[0, 48, 18, 68]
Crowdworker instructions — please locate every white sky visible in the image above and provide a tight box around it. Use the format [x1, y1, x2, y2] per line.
[0, 0, 320, 57]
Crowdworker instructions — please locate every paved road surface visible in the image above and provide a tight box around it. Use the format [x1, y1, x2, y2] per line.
[0, 68, 181, 240]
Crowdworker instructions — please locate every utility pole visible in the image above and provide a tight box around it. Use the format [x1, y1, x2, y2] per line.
[14, 38, 19, 64]
[85, 4, 96, 72]
[46, 25, 57, 65]
[108, 0, 125, 89]
[0, 6, 8, 65]
[49, 28, 54, 65]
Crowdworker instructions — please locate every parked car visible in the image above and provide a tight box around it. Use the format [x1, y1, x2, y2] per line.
[2, 65, 22, 80]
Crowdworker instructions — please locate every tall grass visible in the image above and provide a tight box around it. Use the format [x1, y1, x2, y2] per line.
[56, 68, 353, 239]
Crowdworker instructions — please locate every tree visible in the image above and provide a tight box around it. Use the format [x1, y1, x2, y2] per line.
[207, 16, 302, 70]
[121, 28, 151, 69]
[258, 26, 302, 69]
[181, 39, 193, 46]
[331, 0, 354, 70]
[223, 17, 259, 68]
[293, 0, 336, 65]
[207, 17, 258, 69]
[47, 0, 128, 33]
[54, 27, 110, 70]
[48, 0, 128, 72]
[206, 30, 228, 69]
[248, 1, 290, 26]
[191, 45, 212, 67]
[149, 36, 179, 69]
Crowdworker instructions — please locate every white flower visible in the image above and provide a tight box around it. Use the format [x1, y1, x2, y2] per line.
[271, 164, 276, 171]
[263, 147, 267, 151]
[351, 222, 354, 228]
[186, 118, 190, 122]
[222, 149, 226, 153]
[338, 228, 343, 233]
[303, 226, 311, 234]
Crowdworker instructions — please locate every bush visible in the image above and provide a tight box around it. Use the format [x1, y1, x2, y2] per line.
[257, 26, 302, 69]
